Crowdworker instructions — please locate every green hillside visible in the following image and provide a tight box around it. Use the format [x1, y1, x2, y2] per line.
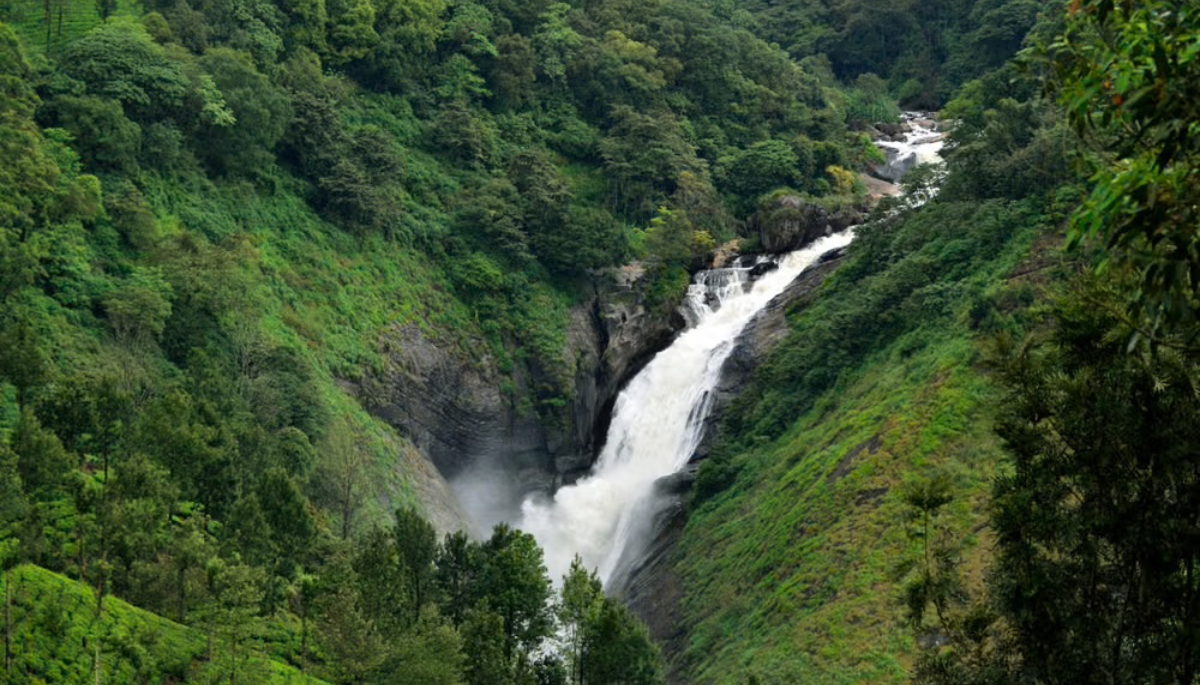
[668, 0, 1200, 681]
[2, 563, 327, 684]
[3, 0, 140, 59]
[668, 55, 1080, 681]
[680, 194, 1058, 683]
[0, 0, 865, 679]
[2, 0, 1198, 682]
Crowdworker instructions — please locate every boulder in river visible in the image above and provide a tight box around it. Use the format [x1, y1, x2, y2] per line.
[871, 143, 919, 182]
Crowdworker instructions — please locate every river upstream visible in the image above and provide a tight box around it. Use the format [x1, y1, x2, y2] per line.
[511, 117, 945, 586]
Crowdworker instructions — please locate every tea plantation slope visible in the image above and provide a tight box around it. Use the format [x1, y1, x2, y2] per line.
[1, 563, 331, 684]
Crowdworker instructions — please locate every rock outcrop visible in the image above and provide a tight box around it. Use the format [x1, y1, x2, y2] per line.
[559, 265, 688, 481]
[609, 467, 695, 682]
[753, 195, 862, 254]
[869, 112, 945, 183]
[362, 325, 554, 489]
[871, 143, 919, 182]
[692, 249, 845, 460]
[356, 265, 686, 527]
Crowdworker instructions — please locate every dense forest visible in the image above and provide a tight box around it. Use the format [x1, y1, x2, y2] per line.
[676, 1, 1200, 684]
[1, 0, 1198, 682]
[0, 0, 871, 679]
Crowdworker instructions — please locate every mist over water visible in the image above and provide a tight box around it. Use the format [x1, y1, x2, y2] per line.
[519, 231, 855, 585]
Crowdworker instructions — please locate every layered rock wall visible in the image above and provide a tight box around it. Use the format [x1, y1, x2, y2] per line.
[356, 266, 686, 528]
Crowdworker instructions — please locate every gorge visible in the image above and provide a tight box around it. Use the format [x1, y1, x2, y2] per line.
[518, 231, 856, 585]
[5, 0, 1187, 682]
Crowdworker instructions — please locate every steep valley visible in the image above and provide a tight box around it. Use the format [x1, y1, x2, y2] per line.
[5, 0, 1193, 683]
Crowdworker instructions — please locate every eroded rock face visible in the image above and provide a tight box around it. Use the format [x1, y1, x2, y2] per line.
[872, 143, 919, 182]
[563, 266, 688, 481]
[754, 195, 862, 254]
[609, 467, 694, 683]
[356, 266, 686, 525]
[694, 250, 845, 459]
[362, 326, 554, 490]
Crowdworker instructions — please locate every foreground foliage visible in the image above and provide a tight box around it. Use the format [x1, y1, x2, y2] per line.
[0, 564, 324, 684]
[911, 3, 1200, 685]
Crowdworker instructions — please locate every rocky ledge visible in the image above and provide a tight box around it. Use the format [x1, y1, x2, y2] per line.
[751, 195, 864, 254]
[353, 264, 687, 528]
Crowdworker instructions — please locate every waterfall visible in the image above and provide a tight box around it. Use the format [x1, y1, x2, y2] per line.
[519, 231, 855, 585]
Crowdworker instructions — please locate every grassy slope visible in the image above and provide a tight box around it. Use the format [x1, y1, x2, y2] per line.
[2, 0, 140, 58]
[141, 170, 577, 521]
[676, 198, 1052, 684]
[681, 335, 998, 684]
[2, 564, 329, 684]
[172, 184, 471, 522]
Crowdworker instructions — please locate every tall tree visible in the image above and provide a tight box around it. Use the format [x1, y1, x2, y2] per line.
[0, 444, 25, 675]
[558, 556, 601, 685]
[479, 523, 553, 660]
[317, 581, 387, 684]
[201, 561, 267, 685]
[378, 608, 467, 685]
[436, 530, 483, 626]
[1042, 0, 1200, 330]
[583, 598, 663, 685]
[986, 290, 1200, 685]
[461, 608, 511, 685]
[393, 507, 439, 622]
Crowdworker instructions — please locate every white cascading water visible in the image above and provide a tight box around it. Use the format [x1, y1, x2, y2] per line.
[877, 113, 948, 207]
[519, 230, 856, 585]
[883, 112, 946, 167]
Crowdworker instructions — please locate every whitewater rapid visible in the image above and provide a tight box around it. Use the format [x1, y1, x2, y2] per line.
[519, 231, 855, 585]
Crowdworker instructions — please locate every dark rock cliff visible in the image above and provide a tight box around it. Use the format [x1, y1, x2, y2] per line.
[361, 325, 553, 488]
[753, 195, 862, 254]
[354, 264, 685, 528]
[564, 265, 688, 480]
[691, 248, 846, 463]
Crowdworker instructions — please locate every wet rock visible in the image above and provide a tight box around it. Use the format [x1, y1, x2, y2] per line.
[909, 132, 944, 146]
[753, 195, 863, 254]
[361, 325, 554, 489]
[871, 143, 919, 182]
[709, 239, 741, 268]
[747, 261, 779, 278]
[692, 253, 846, 459]
[818, 246, 847, 264]
[620, 252, 848, 679]
[580, 268, 688, 471]
[355, 262, 688, 526]
[876, 121, 911, 137]
[609, 468, 695, 683]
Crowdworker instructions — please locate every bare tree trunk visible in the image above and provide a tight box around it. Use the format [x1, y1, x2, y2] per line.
[5, 567, 12, 673]
[43, 0, 52, 57]
[341, 479, 353, 541]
